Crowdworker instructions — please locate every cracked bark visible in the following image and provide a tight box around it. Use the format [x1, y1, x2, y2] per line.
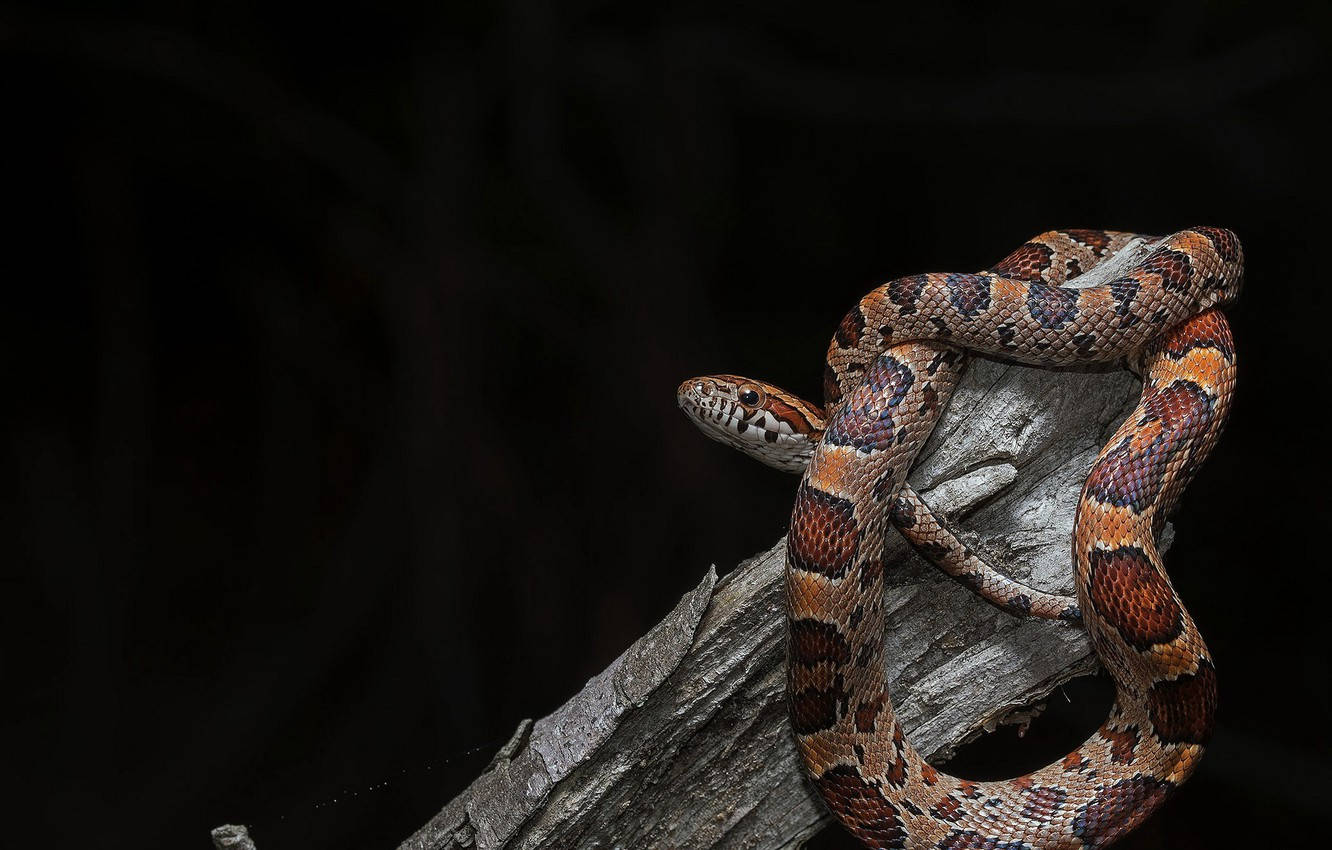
[398, 352, 1158, 850]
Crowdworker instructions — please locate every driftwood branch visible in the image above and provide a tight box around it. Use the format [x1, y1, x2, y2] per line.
[399, 357, 1156, 850]
[212, 824, 259, 850]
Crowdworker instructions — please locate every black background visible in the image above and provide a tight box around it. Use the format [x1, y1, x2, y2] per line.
[6, 2, 1330, 848]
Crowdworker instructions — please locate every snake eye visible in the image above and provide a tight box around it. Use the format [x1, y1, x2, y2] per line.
[740, 388, 760, 406]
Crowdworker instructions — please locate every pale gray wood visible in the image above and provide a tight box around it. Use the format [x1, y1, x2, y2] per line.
[399, 354, 1155, 850]
[212, 824, 259, 850]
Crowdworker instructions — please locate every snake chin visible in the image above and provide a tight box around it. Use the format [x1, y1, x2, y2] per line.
[678, 381, 813, 474]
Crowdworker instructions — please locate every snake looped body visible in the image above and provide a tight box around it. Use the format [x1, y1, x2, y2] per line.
[678, 227, 1242, 848]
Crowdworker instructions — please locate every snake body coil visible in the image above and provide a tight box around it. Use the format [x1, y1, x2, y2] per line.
[679, 228, 1242, 848]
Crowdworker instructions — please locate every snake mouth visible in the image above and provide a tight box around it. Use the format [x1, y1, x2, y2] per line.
[678, 392, 812, 472]
[678, 394, 745, 436]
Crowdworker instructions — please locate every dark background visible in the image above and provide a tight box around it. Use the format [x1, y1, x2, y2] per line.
[5, 2, 1330, 848]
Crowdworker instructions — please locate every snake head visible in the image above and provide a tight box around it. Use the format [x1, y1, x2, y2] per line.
[675, 374, 824, 474]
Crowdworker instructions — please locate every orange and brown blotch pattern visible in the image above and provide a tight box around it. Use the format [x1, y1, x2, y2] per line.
[1108, 277, 1142, 324]
[1194, 226, 1241, 263]
[1084, 380, 1214, 512]
[791, 676, 847, 735]
[887, 273, 928, 316]
[854, 692, 886, 733]
[789, 483, 860, 579]
[1156, 307, 1236, 363]
[1087, 545, 1184, 650]
[824, 361, 844, 406]
[837, 304, 868, 349]
[824, 356, 916, 452]
[1147, 659, 1217, 745]
[790, 618, 853, 666]
[990, 241, 1055, 283]
[930, 794, 964, 822]
[816, 765, 908, 849]
[1140, 247, 1195, 292]
[1019, 786, 1068, 822]
[946, 273, 993, 316]
[1026, 284, 1080, 329]
[1072, 776, 1173, 848]
[1099, 724, 1141, 765]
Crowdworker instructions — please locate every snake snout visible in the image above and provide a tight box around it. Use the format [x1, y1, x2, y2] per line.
[677, 376, 722, 411]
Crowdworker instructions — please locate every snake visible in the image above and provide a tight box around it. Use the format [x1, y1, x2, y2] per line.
[677, 227, 1241, 848]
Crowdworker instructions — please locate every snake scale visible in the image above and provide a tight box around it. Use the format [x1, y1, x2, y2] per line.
[678, 227, 1242, 848]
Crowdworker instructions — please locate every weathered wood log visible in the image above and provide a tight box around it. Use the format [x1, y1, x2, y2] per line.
[212, 824, 259, 850]
[399, 353, 1155, 850]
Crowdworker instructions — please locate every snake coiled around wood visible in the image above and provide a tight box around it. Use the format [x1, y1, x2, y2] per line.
[678, 227, 1241, 848]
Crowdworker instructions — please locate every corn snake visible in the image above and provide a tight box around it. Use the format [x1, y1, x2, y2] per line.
[678, 227, 1242, 848]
